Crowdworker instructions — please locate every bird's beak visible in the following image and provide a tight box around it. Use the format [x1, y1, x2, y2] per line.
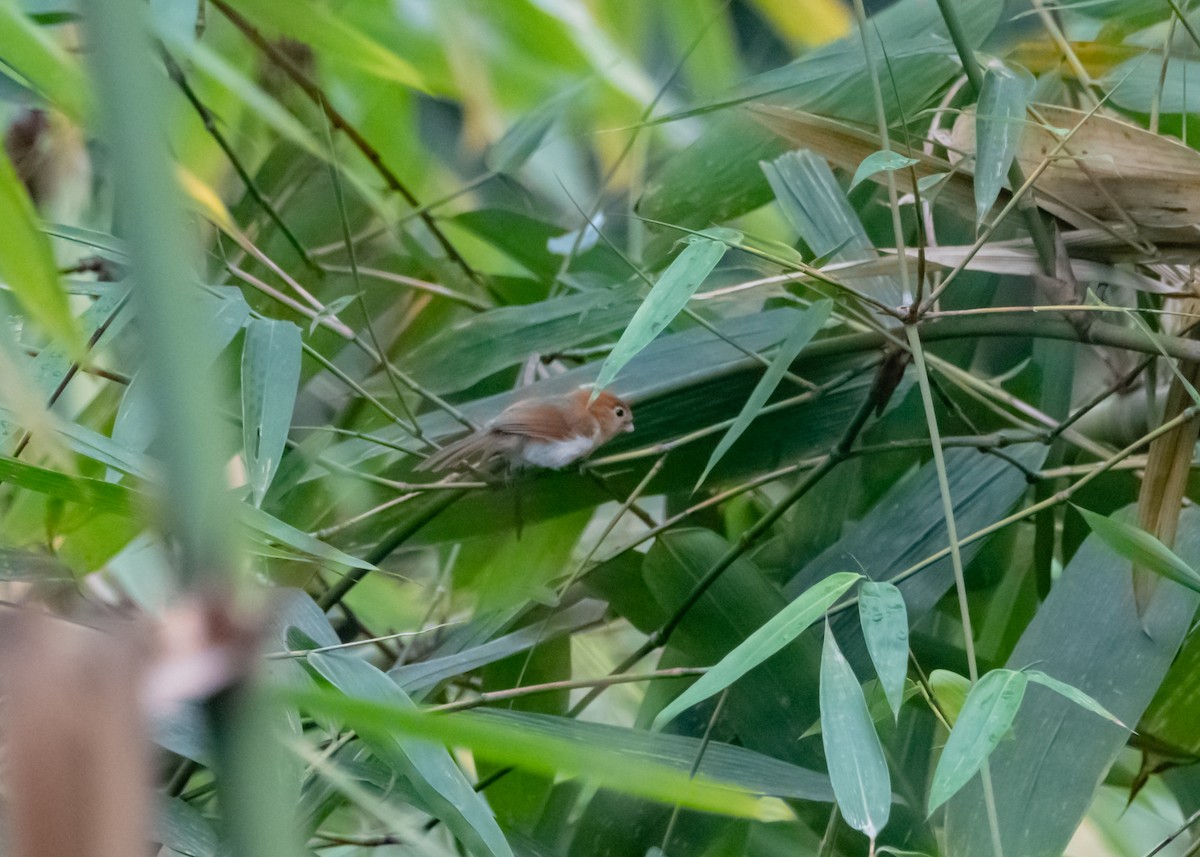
[625, 422, 635, 433]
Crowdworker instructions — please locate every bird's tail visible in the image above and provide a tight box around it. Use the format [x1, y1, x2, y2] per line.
[414, 432, 492, 473]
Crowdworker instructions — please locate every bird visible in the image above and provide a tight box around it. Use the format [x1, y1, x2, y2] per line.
[415, 387, 634, 474]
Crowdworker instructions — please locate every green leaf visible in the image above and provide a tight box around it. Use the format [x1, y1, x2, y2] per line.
[392, 601, 605, 694]
[241, 318, 301, 507]
[762, 150, 900, 307]
[849, 149, 919, 191]
[694, 300, 832, 491]
[858, 580, 909, 720]
[157, 28, 391, 219]
[42, 224, 129, 262]
[787, 445, 1046, 672]
[0, 148, 83, 354]
[285, 683, 794, 822]
[1074, 505, 1200, 594]
[652, 570, 860, 731]
[241, 504, 377, 572]
[944, 505, 1200, 856]
[1141, 628, 1200, 754]
[638, 0, 1002, 235]
[0, 0, 89, 121]
[820, 621, 891, 838]
[407, 283, 640, 394]
[232, 0, 428, 91]
[1104, 55, 1200, 114]
[928, 669, 1028, 814]
[0, 454, 139, 517]
[485, 85, 586, 174]
[1023, 670, 1128, 730]
[593, 236, 728, 391]
[973, 60, 1035, 226]
[929, 669, 971, 725]
[308, 653, 515, 857]
[475, 710, 833, 802]
[112, 289, 249, 460]
[157, 795, 219, 857]
[308, 295, 354, 336]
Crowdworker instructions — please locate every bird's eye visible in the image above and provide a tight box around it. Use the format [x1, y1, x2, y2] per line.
[615, 407, 626, 417]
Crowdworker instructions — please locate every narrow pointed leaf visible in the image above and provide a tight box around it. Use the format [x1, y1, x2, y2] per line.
[652, 571, 860, 731]
[695, 300, 831, 490]
[762, 149, 901, 307]
[0, 0, 88, 121]
[477, 710, 833, 802]
[0, 455, 139, 517]
[240, 505, 378, 572]
[241, 318, 301, 507]
[945, 505, 1200, 856]
[0, 148, 82, 354]
[286, 684, 793, 822]
[593, 235, 729, 391]
[858, 580, 909, 719]
[928, 669, 1028, 814]
[309, 653, 515, 857]
[973, 60, 1035, 226]
[485, 85, 585, 175]
[1024, 670, 1128, 730]
[1074, 505, 1200, 594]
[849, 150, 919, 190]
[820, 621, 891, 838]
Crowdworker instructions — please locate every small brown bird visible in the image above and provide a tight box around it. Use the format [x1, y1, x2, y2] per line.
[416, 387, 634, 474]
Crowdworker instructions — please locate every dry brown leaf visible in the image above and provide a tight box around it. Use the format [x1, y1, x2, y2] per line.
[952, 104, 1200, 229]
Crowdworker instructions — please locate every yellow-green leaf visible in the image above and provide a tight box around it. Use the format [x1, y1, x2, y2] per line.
[0, 148, 82, 354]
[0, 0, 89, 121]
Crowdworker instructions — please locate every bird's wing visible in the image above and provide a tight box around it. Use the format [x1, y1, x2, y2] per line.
[490, 399, 585, 441]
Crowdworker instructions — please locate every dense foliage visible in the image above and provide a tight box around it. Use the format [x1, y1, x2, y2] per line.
[1, 0, 1199, 855]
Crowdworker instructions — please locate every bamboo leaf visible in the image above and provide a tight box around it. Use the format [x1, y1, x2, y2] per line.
[475, 710, 833, 802]
[1074, 505, 1200, 594]
[858, 580, 909, 720]
[762, 149, 900, 306]
[820, 620, 891, 838]
[928, 669, 1028, 814]
[0, 147, 83, 354]
[695, 300, 831, 491]
[593, 234, 730, 392]
[944, 506, 1200, 856]
[930, 669, 971, 725]
[1023, 670, 1128, 730]
[309, 653, 515, 857]
[408, 283, 640, 394]
[0, 454, 139, 517]
[241, 318, 301, 507]
[638, 0, 1002, 233]
[157, 796, 218, 857]
[485, 85, 586, 175]
[652, 571, 860, 731]
[286, 682, 795, 823]
[240, 505, 377, 572]
[0, 0, 88, 121]
[849, 149, 918, 190]
[972, 60, 1034, 227]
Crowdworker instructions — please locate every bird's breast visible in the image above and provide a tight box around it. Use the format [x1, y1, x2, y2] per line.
[520, 434, 595, 469]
